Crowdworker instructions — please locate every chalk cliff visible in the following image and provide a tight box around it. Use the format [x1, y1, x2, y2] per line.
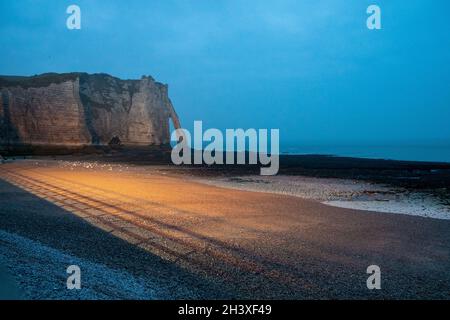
[0, 73, 181, 151]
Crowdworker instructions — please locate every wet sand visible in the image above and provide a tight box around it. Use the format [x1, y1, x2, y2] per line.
[0, 159, 450, 299]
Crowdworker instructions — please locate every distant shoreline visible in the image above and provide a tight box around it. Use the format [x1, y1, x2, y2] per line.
[3, 150, 450, 190]
[280, 152, 450, 165]
[280, 151, 450, 164]
[280, 143, 450, 164]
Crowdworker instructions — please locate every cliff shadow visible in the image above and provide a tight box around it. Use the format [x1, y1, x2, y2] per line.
[78, 90, 100, 146]
[0, 91, 22, 156]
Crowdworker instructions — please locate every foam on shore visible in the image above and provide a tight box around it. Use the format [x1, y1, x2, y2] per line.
[195, 175, 450, 220]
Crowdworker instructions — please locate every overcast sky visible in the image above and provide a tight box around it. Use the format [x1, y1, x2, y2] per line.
[1, 0, 449, 147]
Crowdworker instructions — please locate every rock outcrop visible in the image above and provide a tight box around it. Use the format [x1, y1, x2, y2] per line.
[0, 73, 181, 152]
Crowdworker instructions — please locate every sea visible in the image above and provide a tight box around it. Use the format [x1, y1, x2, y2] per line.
[281, 144, 450, 163]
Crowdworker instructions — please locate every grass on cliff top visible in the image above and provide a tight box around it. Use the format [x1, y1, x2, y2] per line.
[0, 72, 87, 89]
[0, 73, 162, 89]
[0, 73, 84, 89]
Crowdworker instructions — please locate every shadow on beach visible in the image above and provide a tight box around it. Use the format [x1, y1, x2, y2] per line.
[0, 179, 234, 300]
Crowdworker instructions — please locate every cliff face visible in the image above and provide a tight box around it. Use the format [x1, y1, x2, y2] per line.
[0, 73, 181, 150]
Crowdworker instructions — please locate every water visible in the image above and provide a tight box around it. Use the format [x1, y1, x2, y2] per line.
[282, 144, 450, 163]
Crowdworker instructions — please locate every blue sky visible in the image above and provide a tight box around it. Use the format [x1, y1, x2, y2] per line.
[1, 0, 449, 147]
